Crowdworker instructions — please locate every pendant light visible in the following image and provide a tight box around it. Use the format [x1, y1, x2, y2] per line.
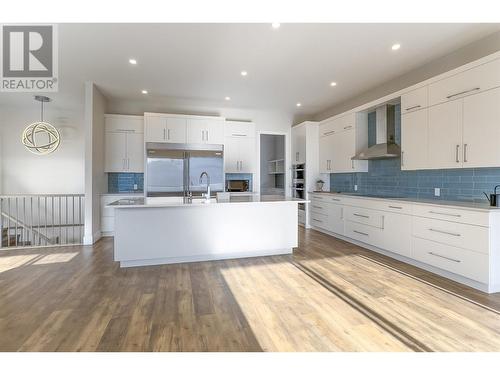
[22, 96, 60, 155]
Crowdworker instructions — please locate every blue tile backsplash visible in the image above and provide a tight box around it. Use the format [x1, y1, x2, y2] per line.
[330, 104, 500, 203]
[108, 173, 144, 193]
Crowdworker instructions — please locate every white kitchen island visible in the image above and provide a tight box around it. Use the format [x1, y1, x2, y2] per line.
[109, 195, 304, 267]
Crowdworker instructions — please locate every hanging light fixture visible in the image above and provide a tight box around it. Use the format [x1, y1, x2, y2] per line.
[22, 96, 60, 155]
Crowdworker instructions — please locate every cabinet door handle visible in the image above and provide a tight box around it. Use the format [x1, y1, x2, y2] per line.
[353, 213, 369, 219]
[405, 105, 421, 111]
[463, 144, 468, 163]
[429, 210, 462, 218]
[455, 145, 460, 163]
[313, 205, 323, 209]
[340, 207, 344, 220]
[127, 158, 130, 170]
[231, 133, 246, 137]
[428, 228, 461, 237]
[344, 125, 353, 130]
[428, 252, 461, 263]
[388, 205, 403, 209]
[167, 129, 171, 140]
[123, 159, 126, 170]
[446, 87, 480, 99]
[163, 128, 166, 140]
[312, 218, 323, 223]
[401, 151, 404, 167]
[351, 160, 354, 169]
[353, 230, 369, 236]
[240, 161, 243, 170]
[324, 130, 335, 136]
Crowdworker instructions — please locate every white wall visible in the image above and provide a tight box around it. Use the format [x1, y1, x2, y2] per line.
[0, 102, 84, 194]
[83, 82, 107, 245]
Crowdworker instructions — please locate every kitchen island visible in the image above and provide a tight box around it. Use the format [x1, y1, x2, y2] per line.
[109, 195, 305, 267]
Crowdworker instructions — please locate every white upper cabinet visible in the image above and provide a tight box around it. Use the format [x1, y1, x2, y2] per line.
[224, 121, 256, 173]
[144, 116, 167, 142]
[291, 124, 306, 164]
[462, 87, 500, 168]
[428, 58, 500, 106]
[401, 86, 428, 113]
[318, 113, 368, 174]
[187, 119, 224, 144]
[165, 117, 187, 143]
[104, 115, 144, 173]
[428, 100, 463, 169]
[401, 108, 429, 170]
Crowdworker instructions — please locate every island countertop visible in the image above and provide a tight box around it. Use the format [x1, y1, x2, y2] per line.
[109, 195, 307, 208]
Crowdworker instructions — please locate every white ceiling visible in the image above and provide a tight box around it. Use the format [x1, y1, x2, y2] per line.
[1, 23, 499, 117]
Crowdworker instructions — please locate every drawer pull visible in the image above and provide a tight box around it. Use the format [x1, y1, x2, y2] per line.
[343, 125, 353, 130]
[312, 219, 323, 223]
[428, 210, 462, 218]
[405, 105, 421, 111]
[428, 228, 461, 237]
[388, 205, 403, 209]
[331, 198, 341, 201]
[231, 133, 247, 137]
[446, 87, 480, 99]
[312, 205, 323, 209]
[323, 130, 335, 136]
[428, 252, 461, 263]
[353, 230, 369, 236]
[353, 213, 370, 219]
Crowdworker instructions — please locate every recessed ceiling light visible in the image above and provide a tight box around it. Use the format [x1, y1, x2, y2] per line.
[272, 23, 281, 29]
[225, 96, 231, 101]
[240, 71, 248, 76]
[330, 81, 337, 87]
[296, 103, 302, 107]
[129, 58, 137, 65]
[391, 43, 401, 51]
[141, 90, 148, 94]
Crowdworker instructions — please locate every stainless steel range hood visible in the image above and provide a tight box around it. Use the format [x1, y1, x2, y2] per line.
[351, 104, 401, 160]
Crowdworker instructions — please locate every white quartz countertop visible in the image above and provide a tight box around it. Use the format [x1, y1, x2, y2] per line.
[309, 191, 499, 212]
[109, 195, 307, 208]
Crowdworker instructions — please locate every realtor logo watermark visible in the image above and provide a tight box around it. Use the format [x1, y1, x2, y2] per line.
[1, 24, 58, 92]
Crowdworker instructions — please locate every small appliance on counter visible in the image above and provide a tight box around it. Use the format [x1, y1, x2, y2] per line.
[484, 185, 500, 207]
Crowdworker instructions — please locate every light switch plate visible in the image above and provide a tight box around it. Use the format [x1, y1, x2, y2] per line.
[434, 188, 440, 197]
[354, 184, 358, 191]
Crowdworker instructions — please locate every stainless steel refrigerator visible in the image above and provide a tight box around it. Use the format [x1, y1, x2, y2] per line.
[146, 143, 224, 197]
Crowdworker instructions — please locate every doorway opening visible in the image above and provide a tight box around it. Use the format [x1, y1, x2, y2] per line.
[260, 134, 285, 196]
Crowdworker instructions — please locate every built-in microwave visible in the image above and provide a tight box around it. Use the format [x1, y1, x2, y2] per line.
[226, 179, 250, 192]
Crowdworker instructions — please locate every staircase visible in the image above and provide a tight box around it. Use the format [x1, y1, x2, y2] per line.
[1, 228, 31, 247]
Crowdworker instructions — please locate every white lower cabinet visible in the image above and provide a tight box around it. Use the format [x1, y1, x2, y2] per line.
[101, 194, 143, 236]
[309, 193, 500, 293]
[412, 237, 489, 284]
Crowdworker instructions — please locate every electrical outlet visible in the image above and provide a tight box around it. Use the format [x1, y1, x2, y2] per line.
[133, 184, 138, 191]
[354, 184, 358, 191]
[434, 188, 440, 197]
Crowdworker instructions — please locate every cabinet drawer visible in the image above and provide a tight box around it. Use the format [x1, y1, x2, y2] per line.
[310, 201, 329, 214]
[345, 206, 384, 229]
[345, 221, 382, 247]
[428, 58, 500, 106]
[310, 194, 345, 204]
[311, 212, 330, 230]
[412, 204, 489, 226]
[401, 86, 428, 113]
[412, 216, 489, 254]
[370, 200, 413, 215]
[412, 237, 489, 283]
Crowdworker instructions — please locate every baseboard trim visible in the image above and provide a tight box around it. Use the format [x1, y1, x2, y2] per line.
[119, 248, 293, 268]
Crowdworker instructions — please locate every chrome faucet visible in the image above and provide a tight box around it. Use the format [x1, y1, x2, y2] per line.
[199, 171, 211, 202]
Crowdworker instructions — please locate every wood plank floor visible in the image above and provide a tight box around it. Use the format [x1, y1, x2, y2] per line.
[1, 227, 500, 351]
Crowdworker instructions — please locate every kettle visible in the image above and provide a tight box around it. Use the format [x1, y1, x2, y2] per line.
[484, 185, 500, 207]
